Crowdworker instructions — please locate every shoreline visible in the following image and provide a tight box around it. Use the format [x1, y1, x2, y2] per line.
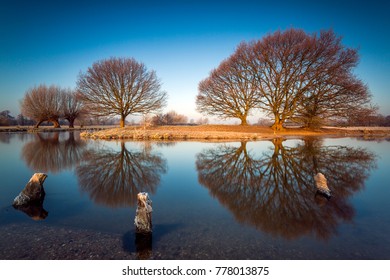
[1, 125, 390, 140]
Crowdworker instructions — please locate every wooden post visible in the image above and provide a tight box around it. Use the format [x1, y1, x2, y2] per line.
[13, 173, 48, 206]
[134, 192, 152, 234]
[13, 173, 48, 221]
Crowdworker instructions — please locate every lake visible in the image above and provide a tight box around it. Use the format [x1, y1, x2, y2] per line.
[0, 132, 389, 259]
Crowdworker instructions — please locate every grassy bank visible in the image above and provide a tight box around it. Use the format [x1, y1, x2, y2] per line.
[79, 125, 390, 141]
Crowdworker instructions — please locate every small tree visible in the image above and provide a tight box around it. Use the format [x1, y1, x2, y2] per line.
[20, 85, 62, 128]
[77, 57, 167, 128]
[61, 89, 83, 128]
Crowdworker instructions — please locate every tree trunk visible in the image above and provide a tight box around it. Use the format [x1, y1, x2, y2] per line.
[34, 120, 43, 128]
[271, 115, 285, 131]
[120, 116, 125, 128]
[49, 119, 61, 128]
[67, 117, 75, 128]
[240, 117, 248, 126]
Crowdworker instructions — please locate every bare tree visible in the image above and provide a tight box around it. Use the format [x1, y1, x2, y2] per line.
[196, 51, 261, 125]
[77, 57, 167, 128]
[205, 29, 370, 130]
[291, 32, 374, 128]
[20, 84, 62, 128]
[61, 89, 83, 128]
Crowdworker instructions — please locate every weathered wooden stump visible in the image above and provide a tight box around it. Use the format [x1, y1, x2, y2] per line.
[134, 192, 152, 234]
[314, 172, 331, 199]
[13, 173, 48, 206]
[13, 173, 48, 220]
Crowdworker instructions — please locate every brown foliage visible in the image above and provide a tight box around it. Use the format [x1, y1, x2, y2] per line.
[20, 85, 62, 128]
[77, 57, 167, 128]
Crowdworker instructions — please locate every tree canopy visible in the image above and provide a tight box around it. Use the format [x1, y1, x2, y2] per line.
[20, 85, 63, 128]
[77, 57, 167, 128]
[197, 28, 374, 130]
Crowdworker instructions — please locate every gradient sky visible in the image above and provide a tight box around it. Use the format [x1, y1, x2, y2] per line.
[1, 0, 389, 123]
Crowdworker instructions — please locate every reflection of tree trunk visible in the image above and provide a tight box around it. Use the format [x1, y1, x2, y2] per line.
[271, 138, 285, 157]
[76, 142, 167, 207]
[37, 132, 60, 142]
[135, 233, 152, 260]
[22, 132, 85, 173]
[196, 139, 376, 240]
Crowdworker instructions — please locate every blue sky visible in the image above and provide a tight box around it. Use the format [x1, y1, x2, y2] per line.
[1, 0, 389, 122]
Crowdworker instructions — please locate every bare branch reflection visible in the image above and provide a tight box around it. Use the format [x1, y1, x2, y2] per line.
[76, 142, 167, 207]
[21, 132, 86, 173]
[196, 138, 376, 240]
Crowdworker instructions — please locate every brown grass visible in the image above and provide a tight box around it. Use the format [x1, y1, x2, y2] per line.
[80, 125, 387, 141]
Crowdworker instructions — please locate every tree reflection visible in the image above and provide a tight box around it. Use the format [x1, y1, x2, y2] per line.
[76, 142, 167, 207]
[21, 132, 86, 173]
[196, 138, 376, 240]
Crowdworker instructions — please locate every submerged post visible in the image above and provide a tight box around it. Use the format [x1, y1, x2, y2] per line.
[134, 192, 153, 234]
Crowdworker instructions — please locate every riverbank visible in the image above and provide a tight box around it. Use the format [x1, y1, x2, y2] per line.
[2, 125, 389, 140]
[79, 125, 390, 140]
[0, 125, 112, 133]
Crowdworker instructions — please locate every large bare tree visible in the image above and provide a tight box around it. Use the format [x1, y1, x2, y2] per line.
[246, 29, 373, 130]
[196, 51, 260, 125]
[77, 57, 167, 127]
[20, 84, 62, 128]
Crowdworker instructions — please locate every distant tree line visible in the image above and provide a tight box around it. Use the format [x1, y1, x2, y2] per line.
[196, 28, 375, 130]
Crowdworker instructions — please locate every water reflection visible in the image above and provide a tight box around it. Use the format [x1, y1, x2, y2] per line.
[76, 142, 167, 207]
[196, 138, 377, 240]
[22, 132, 86, 173]
[13, 199, 48, 221]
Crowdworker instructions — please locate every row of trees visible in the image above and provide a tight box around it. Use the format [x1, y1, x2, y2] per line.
[196, 28, 374, 129]
[17, 29, 378, 130]
[19, 58, 168, 128]
[20, 85, 83, 128]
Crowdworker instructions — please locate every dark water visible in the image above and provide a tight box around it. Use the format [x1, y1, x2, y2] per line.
[0, 132, 389, 259]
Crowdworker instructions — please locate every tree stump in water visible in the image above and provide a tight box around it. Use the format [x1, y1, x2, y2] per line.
[13, 173, 48, 220]
[13, 173, 48, 206]
[314, 172, 331, 198]
[134, 192, 152, 234]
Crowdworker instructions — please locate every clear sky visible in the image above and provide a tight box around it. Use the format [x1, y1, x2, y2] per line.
[1, 0, 389, 123]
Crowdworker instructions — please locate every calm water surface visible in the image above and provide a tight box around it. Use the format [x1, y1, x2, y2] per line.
[0, 132, 389, 259]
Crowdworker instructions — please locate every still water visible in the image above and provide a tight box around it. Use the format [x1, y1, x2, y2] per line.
[0, 132, 389, 259]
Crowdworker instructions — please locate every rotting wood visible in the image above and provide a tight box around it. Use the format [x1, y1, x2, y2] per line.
[134, 192, 153, 234]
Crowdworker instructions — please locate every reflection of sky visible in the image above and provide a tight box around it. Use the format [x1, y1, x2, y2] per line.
[1, 134, 390, 258]
[1, 0, 389, 120]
